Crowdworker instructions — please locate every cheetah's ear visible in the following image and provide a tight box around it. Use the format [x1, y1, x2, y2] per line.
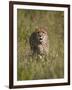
[43, 26, 48, 34]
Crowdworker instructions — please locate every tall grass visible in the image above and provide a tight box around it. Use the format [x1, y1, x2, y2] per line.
[17, 9, 64, 80]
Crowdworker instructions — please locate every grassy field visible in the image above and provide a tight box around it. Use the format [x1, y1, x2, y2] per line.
[17, 9, 64, 80]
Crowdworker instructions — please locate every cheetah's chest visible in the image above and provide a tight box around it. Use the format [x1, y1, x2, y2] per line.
[38, 43, 48, 55]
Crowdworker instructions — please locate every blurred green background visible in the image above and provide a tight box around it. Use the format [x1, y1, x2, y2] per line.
[17, 9, 64, 80]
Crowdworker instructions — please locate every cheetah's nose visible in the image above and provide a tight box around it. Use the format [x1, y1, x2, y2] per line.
[39, 35, 42, 37]
[40, 38, 42, 40]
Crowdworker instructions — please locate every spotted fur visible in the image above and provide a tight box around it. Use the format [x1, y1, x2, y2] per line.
[29, 27, 49, 57]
